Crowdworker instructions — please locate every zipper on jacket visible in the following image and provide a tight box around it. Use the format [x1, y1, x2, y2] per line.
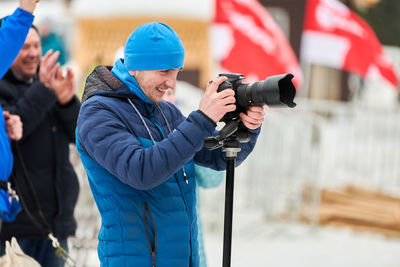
[174, 174, 193, 263]
[142, 202, 157, 267]
[182, 167, 188, 184]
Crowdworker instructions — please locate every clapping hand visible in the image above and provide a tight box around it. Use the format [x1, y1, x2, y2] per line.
[54, 68, 75, 105]
[39, 50, 75, 105]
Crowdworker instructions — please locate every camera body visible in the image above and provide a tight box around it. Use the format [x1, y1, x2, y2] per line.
[217, 73, 296, 122]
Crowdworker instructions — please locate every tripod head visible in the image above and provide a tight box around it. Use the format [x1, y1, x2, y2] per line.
[204, 119, 251, 154]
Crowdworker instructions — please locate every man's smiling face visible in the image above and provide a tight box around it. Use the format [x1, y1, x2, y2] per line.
[129, 68, 181, 103]
[11, 28, 42, 81]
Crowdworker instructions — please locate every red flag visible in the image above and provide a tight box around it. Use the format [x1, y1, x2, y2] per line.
[212, 0, 303, 88]
[301, 0, 399, 89]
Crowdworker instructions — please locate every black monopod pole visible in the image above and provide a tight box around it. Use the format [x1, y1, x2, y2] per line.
[222, 146, 240, 267]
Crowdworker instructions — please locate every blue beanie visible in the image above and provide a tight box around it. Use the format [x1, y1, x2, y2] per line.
[124, 22, 185, 71]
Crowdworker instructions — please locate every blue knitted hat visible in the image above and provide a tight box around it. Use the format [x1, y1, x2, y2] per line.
[124, 22, 185, 71]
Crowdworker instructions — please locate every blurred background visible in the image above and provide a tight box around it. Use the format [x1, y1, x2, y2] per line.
[1, 0, 400, 266]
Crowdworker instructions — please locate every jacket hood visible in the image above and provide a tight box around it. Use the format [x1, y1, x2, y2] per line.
[82, 65, 132, 103]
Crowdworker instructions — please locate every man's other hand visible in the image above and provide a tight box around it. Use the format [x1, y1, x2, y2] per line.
[240, 106, 265, 130]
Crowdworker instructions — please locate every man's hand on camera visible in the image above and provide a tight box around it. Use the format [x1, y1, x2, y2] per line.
[199, 76, 236, 123]
[19, 0, 40, 14]
[3, 111, 23, 141]
[39, 50, 75, 105]
[240, 106, 265, 130]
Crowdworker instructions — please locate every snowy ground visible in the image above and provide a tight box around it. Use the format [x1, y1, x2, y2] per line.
[71, 212, 400, 267]
[198, 167, 400, 267]
[203, 212, 400, 267]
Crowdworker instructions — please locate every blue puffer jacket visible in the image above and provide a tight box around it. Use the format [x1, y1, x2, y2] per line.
[76, 66, 260, 267]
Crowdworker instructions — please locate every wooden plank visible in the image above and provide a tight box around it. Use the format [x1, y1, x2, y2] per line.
[300, 185, 400, 238]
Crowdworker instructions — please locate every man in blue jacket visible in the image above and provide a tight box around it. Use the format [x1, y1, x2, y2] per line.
[76, 22, 265, 267]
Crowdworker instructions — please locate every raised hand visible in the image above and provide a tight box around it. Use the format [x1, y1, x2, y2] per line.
[39, 49, 60, 87]
[54, 68, 75, 105]
[199, 76, 236, 123]
[19, 0, 40, 14]
[3, 111, 23, 141]
[39, 50, 75, 105]
[240, 106, 265, 130]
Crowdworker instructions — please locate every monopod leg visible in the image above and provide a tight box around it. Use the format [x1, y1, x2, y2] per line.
[222, 157, 235, 267]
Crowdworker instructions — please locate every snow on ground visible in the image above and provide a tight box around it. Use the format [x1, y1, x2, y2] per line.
[203, 211, 400, 267]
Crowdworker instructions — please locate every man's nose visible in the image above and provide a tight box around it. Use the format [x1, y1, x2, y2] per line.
[165, 77, 177, 89]
[27, 47, 40, 58]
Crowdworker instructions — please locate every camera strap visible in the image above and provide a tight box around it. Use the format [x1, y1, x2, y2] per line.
[10, 142, 77, 267]
[127, 99, 188, 183]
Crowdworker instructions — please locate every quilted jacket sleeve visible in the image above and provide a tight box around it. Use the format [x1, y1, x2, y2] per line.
[77, 99, 217, 190]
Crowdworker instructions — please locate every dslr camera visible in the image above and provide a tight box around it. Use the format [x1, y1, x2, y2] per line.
[205, 73, 297, 150]
[217, 73, 296, 122]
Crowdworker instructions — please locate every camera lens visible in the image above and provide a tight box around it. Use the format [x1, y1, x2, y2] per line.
[237, 73, 296, 108]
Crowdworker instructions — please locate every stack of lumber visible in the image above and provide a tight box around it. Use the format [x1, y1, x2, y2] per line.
[301, 185, 400, 238]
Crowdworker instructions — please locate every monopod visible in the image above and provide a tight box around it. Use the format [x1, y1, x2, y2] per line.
[204, 120, 249, 267]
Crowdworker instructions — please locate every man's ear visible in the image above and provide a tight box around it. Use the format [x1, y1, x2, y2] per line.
[128, 70, 136, 76]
